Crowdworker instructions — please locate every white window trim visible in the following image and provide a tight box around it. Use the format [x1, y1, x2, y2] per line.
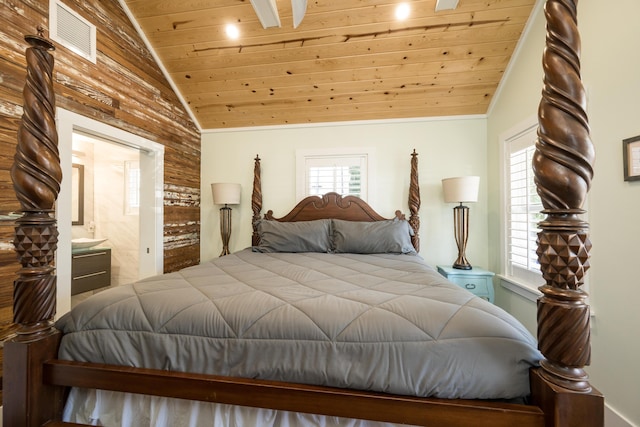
[499, 117, 541, 301]
[500, 118, 591, 302]
[498, 274, 542, 302]
[295, 147, 376, 203]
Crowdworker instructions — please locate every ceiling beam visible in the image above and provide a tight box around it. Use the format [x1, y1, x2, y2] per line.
[435, 0, 460, 12]
[250, 0, 281, 28]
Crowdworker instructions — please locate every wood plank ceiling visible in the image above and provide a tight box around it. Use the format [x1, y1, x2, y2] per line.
[122, 0, 537, 130]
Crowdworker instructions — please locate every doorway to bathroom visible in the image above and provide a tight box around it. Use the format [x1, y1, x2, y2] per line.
[56, 109, 164, 315]
[72, 132, 143, 289]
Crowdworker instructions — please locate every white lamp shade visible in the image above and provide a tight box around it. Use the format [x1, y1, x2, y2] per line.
[211, 183, 241, 205]
[442, 176, 480, 203]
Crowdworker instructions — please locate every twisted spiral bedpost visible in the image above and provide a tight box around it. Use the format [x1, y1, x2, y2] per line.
[408, 150, 420, 252]
[11, 28, 60, 341]
[534, 0, 594, 392]
[251, 155, 262, 246]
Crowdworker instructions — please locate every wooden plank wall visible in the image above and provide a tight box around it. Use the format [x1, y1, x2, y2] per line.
[0, 0, 202, 401]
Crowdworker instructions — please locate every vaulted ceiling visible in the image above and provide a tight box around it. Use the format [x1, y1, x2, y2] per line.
[122, 0, 537, 130]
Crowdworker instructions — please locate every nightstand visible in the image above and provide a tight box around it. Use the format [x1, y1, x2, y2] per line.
[437, 265, 495, 303]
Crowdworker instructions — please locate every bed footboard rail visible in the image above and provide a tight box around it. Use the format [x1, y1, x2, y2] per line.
[43, 359, 544, 427]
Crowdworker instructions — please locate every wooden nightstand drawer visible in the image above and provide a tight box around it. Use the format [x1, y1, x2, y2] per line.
[437, 265, 495, 303]
[448, 276, 490, 295]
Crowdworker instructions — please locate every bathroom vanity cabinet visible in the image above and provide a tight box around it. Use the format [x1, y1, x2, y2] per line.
[71, 248, 111, 295]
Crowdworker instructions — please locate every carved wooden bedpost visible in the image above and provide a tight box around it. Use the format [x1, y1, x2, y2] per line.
[408, 149, 420, 252]
[11, 28, 61, 340]
[251, 155, 262, 246]
[3, 28, 66, 426]
[530, 1, 603, 425]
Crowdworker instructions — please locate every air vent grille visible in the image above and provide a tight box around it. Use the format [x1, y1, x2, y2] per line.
[50, 0, 96, 63]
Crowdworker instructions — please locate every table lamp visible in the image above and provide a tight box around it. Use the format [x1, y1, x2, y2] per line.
[211, 183, 241, 256]
[442, 176, 479, 270]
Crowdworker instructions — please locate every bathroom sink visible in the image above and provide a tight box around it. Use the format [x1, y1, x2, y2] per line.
[71, 238, 108, 250]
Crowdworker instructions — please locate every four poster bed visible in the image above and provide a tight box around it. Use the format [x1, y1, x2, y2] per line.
[4, 1, 604, 426]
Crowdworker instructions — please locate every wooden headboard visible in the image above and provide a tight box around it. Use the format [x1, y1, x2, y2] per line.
[251, 150, 421, 251]
[264, 192, 405, 223]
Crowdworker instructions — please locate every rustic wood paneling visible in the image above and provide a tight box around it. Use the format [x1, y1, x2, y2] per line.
[0, 0, 201, 386]
[164, 245, 201, 273]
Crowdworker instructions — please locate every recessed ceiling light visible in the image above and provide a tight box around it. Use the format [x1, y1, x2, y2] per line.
[225, 24, 240, 39]
[395, 3, 411, 21]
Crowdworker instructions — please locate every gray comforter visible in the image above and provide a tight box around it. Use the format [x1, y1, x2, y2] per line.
[56, 249, 541, 400]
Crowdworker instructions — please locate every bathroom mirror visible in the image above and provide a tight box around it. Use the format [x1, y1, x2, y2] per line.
[72, 163, 84, 225]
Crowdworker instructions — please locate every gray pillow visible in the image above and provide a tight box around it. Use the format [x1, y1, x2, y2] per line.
[253, 219, 332, 253]
[332, 219, 416, 254]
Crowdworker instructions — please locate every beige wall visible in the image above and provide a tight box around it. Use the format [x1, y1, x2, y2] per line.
[201, 118, 489, 269]
[488, 1, 640, 425]
[486, 1, 546, 333]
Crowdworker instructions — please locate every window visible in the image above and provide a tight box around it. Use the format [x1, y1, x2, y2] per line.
[307, 159, 362, 197]
[502, 122, 543, 289]
[296, 149, 373, 201]
[124, 160, 140, 215]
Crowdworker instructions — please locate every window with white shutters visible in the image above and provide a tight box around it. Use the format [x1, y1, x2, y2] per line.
[296, 149, 372, 201]
[502, 123, 543, 289]
[508, 144, 543, 280]
[306, 157, 364, 198]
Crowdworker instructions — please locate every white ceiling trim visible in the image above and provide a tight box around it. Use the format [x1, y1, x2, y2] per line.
[201, 114, 487, 134]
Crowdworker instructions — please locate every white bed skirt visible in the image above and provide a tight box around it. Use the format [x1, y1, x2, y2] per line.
[63, 388, 417, 427]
